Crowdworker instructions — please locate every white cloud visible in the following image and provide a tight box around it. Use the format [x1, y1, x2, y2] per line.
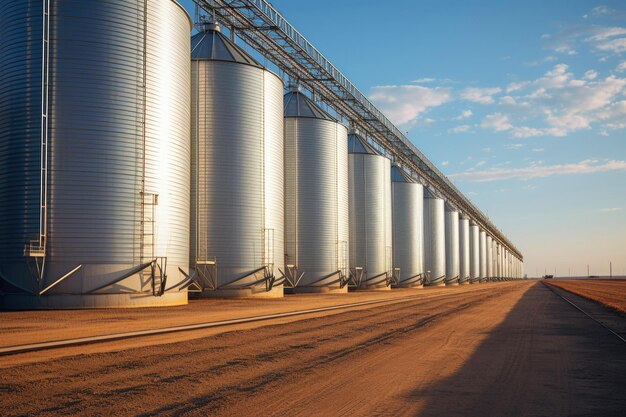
[369, 85, 452, 125]
[544, 25, 626, 56]
[460, 87, 502, 104]
[453, 109, 473, 120]
[449, 124, 471, 133]
[600, 207, 623, 212]
[532, 148, 545, 152]
[483, 147, 492, 152]
[441, 160, 449, 167]
[449, 159, 626, 182]
[617, 61, 626, 72]
[483, 65, 626, 137]
[505, 143, 524, 149]
[412, 77, 436, 83]
[481, 113, 512, 132]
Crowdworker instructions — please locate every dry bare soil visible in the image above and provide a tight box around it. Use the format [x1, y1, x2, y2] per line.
[547, 278, 626, 313]
[1, 281, 625, 417]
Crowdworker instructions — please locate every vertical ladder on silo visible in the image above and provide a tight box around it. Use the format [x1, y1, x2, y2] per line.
[25, 0, 51, 286]
[140, 192, 166, 296]
[263, 228, 276, 290]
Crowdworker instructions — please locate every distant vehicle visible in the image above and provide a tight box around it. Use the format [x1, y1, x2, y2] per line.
[543, 275, 554, 279]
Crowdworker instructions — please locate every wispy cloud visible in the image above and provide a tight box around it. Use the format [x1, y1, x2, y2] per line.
[453, 109, 473, 120]
[449, 159, 626, 182]
[369, 85, 452, 125]
[460, 87, 502, 104]
[441, 160, 449, 167]
[412, 77, 436, 83]
[449, 124, 471, 133]
[505, 143, 524, 149]
[600, 207, 623, 212]
[617, 61, 626, 72]
[532, 148, 545, 152]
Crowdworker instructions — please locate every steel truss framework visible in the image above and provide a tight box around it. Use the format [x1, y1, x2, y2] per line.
[194, 0, 522, 260]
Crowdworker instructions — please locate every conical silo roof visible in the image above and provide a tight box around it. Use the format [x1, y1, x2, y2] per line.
[348, 132, 378, 155]
[283, 89, 335, 120]
[391, 164, 414, 183]
[191, 22, 262, 67]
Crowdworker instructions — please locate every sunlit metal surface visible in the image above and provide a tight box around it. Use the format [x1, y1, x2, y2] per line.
[284, 91, 349, 290]
[469, 223, 480, 283]
[459, 217, 471, 284]
[444, 206, 460, 284]
[424, 192, 446, 286]
[391, 165, 424, 287]
[349, 134, 392, 289]
[190, 24, 284, 296]
[0, 0, 191, 308]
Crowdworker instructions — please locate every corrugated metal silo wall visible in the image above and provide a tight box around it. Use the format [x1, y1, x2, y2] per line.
[191, 60, 284, 288]
[458, 217, 471, 283]
[478, 230, 487, 281]
[1, 0, 191, 307]
[349, 153, 392, 285]
[0, 0, 43, 288]
[284, 119, 348, 285]
[486, 235, 493, 280]
[423, 196, 446, 284]
[444, 209, 460, 283]
[392, 181, 424, 283]
[469, 223, 480, 282]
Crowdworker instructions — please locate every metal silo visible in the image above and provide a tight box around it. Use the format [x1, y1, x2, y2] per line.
[486, 235, 493, 281]
[479, 230, 487, 283]
[423, 190, 446, 286]
[391, 165, 424, 288]
[0, 0, 191, 309]
[348, 133, 392, 290]
[190, 23, 284, 298]
[444, 205, 460, 285]
[458, 216, 471, 284]
[284, 88, 349, 293]
[469, 222, 480, 283]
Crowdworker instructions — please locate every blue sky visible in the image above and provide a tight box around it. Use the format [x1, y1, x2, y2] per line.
[181, 0, 626, 277]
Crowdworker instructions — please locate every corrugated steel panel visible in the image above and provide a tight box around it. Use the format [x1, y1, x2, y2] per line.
[0, 0, 191, 308]
[458, 217, 470, 283]
[424, 194, 445, 285]
[479, 230, 487, 282]
[445, 208, 460, 284]
[349, 146, 392, 288]
[284, 112, 349, 287]
[469, 223, 480, 283]
[191, 29, 284, 292]
[392, 177, 424, 286]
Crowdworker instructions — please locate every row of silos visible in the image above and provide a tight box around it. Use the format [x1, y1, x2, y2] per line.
[0, 3, 522, 309]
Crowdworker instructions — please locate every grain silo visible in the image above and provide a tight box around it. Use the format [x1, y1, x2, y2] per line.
[0, 0, 191, 309]
[190, 22, 284, 298]
[284, 88, 349, 293]
[444, 205, 460, 285]
[348, 133, 392, 290]
[458, 216, 471, 284]
[486, 235, 493, 282]
[391, 165, 424, 288]
[469, 222, 480, 283]
[423, 190, 446, 286]
[479, 230, 487, 283]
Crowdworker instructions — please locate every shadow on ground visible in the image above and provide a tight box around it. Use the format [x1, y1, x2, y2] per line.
[410, 281, 626, 417]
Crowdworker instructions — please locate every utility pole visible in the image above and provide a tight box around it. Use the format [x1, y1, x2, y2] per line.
[610, 261, 612, 278]
[587, 264, 590, 277]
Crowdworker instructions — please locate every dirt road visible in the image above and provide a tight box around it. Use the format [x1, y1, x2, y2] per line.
[1, 281, 625, 417]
